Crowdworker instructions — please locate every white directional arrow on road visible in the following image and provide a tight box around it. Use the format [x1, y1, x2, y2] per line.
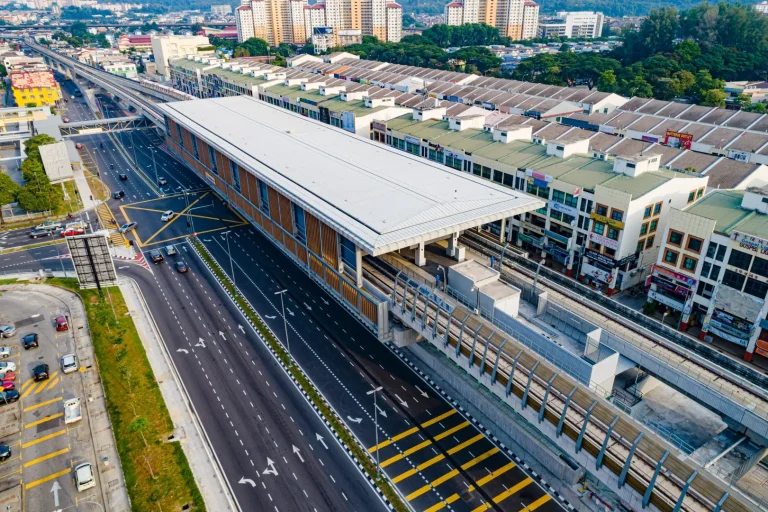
[239, 476, 257, 487]
[238, 324, 246, 334]
[286, 308, 295, 317]
[375, 405, 388, 418]
[321, 297, 329, 305]
[195, 338, 206, 348]
[263, 458, 278, 476]
[292, 445, 304, 463]
[176, 348, 189, 354]
[50, 481, 61, 507]
[415, 385, 429, 398]
[264, 315, 277, 320]
[218, 331, 226, 340]
[395, 394, 409, 409]
[316, 433, 328, 450]
[118, 266, 129, 270]
[347, 416, 363, 424]
[182, 246, 187, 252]
[304, 303, 312, 311]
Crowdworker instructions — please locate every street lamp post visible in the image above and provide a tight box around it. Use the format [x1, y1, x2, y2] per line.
[470, 286, 480, 315]
[532, 258, 547, 292]
[150, 147, 158, 184]
[436, 265, 447, 291]
[498, 242, 510, 272]
[274, 289, 291, 364]
[222, 230, 235, 288]
[366, 385, 384, 477]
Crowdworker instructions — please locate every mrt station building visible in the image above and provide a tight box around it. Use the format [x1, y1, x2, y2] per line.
[159, 96, 543, 336]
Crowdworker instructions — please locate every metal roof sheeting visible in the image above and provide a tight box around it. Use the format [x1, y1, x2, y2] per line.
[161, 96, 543, 255]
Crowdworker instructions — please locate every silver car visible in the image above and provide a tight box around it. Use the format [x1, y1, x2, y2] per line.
[61, 353, 78, 374]
[0, 326, 15, 338]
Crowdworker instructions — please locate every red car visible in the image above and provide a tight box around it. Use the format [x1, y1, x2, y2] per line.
[61, 228, 85, 237]
[0, 381, 13, 391]
[2, 371, 15, 383]
[63, 118, 70, 123]
[75, 143, 84, 149]
[55, 316, 68, 332]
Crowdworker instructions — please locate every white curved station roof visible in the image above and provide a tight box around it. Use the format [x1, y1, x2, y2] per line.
[161, 96, 544, 255]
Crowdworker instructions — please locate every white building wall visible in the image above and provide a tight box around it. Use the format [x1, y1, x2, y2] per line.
[444, 4, 464, 25]
[386, 4, 402, 42]
[235, 6, 255, 42]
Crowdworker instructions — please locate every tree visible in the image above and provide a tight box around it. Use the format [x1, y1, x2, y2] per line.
[234, 37, 269, 57]
[622, 7, 679, 62]
[596, 70, 617, 92]
[0, 173, 20, 224]
[69, 20, 88, 38]
[701, 88, 726, 107]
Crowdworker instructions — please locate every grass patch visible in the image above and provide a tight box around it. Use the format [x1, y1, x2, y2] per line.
[47, 278, 205, 511]
[84, 170, 111, 202]
[190, 238, 408, 512]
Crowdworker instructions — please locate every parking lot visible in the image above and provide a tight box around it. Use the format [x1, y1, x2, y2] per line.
[0, 290, 106, 512]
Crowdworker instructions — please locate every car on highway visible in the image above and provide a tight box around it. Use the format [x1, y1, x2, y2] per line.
[165, 245, 177, 256]
[74, 91, 82, 97]
[0, 347, 10, 359]
[118, 222, 137, 233]
[73, 463, 96, 492]
[36, 220, 62, 231]
[66, 220, 86, 230]
[23, 333, 38, 350]
[149, 250, 164, 264]
[157, 177, 167, 186]
[61, 353, 78, 374]
[0, 390, 19, 405]
[113, 190, 125, 200]
[0, 362, 16, 376]
[161, 210, 175, 222]
[33, 364, 50, 381]
[61, 227, 85, 237]
[0, 326, 15, 338]
[63, 117, 70, 123]
[75, 143, 84, 149]
[0, 445, 11, 461]
[119, 173, 128, 180]
[55, 316, 69, 332]
[29, 228, 53, 239]
[174, 261, 189, 273]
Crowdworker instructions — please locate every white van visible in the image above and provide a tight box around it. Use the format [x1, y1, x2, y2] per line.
[74, 462, 95, 492]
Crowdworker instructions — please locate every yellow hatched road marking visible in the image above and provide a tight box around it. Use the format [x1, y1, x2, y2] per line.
[143, 191, 209, 245]
[381, 421, 471, 468]
[25, 412, 63, 429]
[23, 397, 61, 413]
[24, 468, 71, 489]
[392, 433, 485, 484]
[20, 380, 34, 391]
[519, 494, 552, 512]
[23, 447, 69, 468]
[140, 224, 247, 248]
[22, 429, 67, 448]
[406, 447, 500, 502]
[426, 464, 523, 512]
[470, 476, 533, 512]
[368, 409, 457, 453]
[123, 204, 244, 223]
[22, 381, 45, 399]
[37, 377, 59, 394]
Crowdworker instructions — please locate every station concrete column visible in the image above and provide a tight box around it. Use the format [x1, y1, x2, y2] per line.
[416, 241, 426, 267]
[355, 246, 363, 288]
[566, 249, 575, 277]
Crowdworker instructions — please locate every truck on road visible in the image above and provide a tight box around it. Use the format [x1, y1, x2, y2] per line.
[64, 397, 82, 424]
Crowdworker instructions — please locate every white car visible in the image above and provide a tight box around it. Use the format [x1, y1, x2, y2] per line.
[61, 353, 78, 374]
[165, 245, 177, 256]
[0, 362, 16, 375]
[0, 347, 10, 359]
[73, 462, 95, 492]
[161, 210, 175, 222]
[0, 326, 15, 338]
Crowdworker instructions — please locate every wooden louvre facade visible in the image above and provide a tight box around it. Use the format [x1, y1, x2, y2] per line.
[164, 120, 386, 335]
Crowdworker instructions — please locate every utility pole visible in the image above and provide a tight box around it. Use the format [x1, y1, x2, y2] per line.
[366, 386, 383, 477]
[274, 289, 290, 365]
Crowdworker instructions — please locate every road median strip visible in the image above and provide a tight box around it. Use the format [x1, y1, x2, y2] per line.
[189, 236, 408, 512]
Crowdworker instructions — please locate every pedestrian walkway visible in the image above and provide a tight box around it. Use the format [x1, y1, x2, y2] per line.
[120, 276, 236, 512]
[72, 165, 96, 211]
[95, 203, 127, 246]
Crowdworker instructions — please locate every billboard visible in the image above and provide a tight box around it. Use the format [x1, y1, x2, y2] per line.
[664, 130, 694, 150]
[313, 26, 334, 35]
[65, 232, 118, 290]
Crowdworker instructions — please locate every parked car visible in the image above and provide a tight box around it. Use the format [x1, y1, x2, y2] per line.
[29, 229, 53, 239]
[63, 118, 70, 123]
[61, 228, 85, 237]
[33, 364, 49, 381]
[0, 444, 11, 461]
[0, 362, 16, 376]
[157, 177, 167, 186]
[36, 221, 62, 231]
[0, 381, 13, 391]
[65, 220, 86, 230]
[2, 371, 16, 382]
[165, 245, 177, 256]
[119, 173, 128, 180]
[175, 261, 188, 273]
[161, 210, 174, 222]
[61, 354, 78, 374]
[0, 326, 15, 338]
[55, 316, 69, 332]
[0, 347, 10, 359]
[23, 333, 38, 350]
[75, 143, 84, 149]
[0, 390, 19, 405]
[73, 463, 95, 492]
[113, 190, 125, 200]
[118, 222, 137, 234]
[149, 250, 164, 264]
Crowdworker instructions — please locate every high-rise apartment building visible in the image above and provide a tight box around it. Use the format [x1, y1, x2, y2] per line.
[443, 0, 538, 40]
[537, 11, 604, 39]
[236, 0, 402, 45]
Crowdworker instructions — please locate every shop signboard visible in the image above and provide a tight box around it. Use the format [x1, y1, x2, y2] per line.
[708, 320, 749, 347]
[405, 135, 421, 145]
[525, 168, 552, 183]
[581, 262, 613, 284]
[544, 244, 570, 264]
[587, 232, 619, 250]
[371, 121, 386, 132]
[544, 229, 571, 247]
[520, 221, 544, 236]
[664, 130, 694, 150]
[651, 275, 691, 297]
[641, 135, 659, 143]
[586, 249, 616, 268]
[712, 309, 752, 334]
[617, 252, 639, 267]
[728, 149, 751, 163]
[651, 264, 697, 287]
[648, 289, 685, 312]
[731, 231, 768, 256]
[590, 213, 625, 230]
[549, 201, 579, 218]
[518, 233, 535, 245]
[756, 339, 768, 358]
[444, 149, 462, 160]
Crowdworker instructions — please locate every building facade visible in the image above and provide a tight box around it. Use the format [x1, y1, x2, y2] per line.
[537, 11, 604, 39]
[649, 187, 768, 363]
[443, 0, 538, 40]
[151, 34, 212, 78]
[10, 70, 61, 106]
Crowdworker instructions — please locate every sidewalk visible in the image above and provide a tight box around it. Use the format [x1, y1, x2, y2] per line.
[14, 284, 131, 512]
[73, 165, 97, 211]
[120, 276, 237, 512]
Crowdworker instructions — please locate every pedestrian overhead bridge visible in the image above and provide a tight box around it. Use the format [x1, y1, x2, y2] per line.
[160, 95, 760, 512]
[58, 116, 155, 137]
